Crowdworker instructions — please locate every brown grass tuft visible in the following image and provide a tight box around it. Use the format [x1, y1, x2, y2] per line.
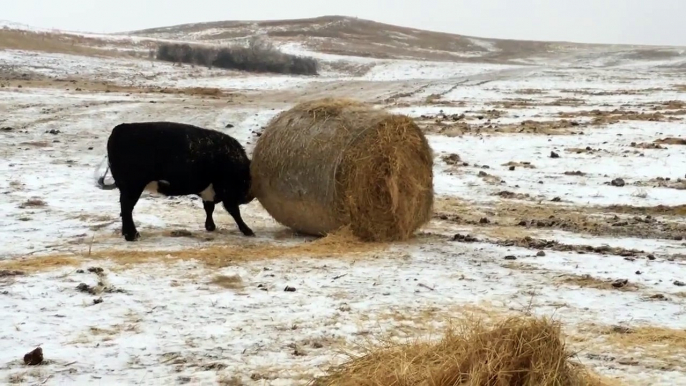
[251, 98, 434, 242]
[210, 274, 244, 290]
[19, 198, 47, 208]
[312, 315, 614, 386]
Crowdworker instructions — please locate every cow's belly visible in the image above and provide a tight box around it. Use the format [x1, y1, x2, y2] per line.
[145, 180, 216, 202]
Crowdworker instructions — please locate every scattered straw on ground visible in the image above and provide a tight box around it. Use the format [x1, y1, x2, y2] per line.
[602, 326, 686, 351]
[0, 255, 79, 273]
[577, 324, 686, 370]
[0, 228, 389, 273]
[311, 315, 615, 386]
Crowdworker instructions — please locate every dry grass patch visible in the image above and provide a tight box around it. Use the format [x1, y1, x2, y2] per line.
[435, 195, 686, 240]
[19, 141, 51, 148]
[559, 109, 684, 125]
[478, 225, 536, 240]
[218, 375, 244, 385]
[657, 100, 686, 110]
[575, 324, 686, 370]
[0, 255, 79, 274]
[3, 76, 240, 99]
[502, 261, 544, 272]
[0, 30, 128, 57]
[545, 97, 586, 107]
[495, 119, 585, 135]
[18, 198, 47, 208]
[604, 204, 686, 216]
[557, 274, 640, 292]
[514, 88, 548, 95]
[503, 161, 536, 169]
[654, 137, 686, 145]
[0, 228, 388, 273]
[560, 88, 664, 96]
[630, 141, 666, 150]
[210, 274, 244, 290]
[477, 171, 503, 185]
[488, 98, 535, 108]
[158, 87, 228, 97]
[603, 326, 686, 350]
[312, 315, 615, 386]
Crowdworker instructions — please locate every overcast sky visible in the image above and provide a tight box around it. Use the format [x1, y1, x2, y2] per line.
[4, 0, 686, 46]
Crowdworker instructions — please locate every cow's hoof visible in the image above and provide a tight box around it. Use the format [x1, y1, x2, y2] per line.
[205, 223, 216, 232]
[124, 232, 140, 242]
[241, 229, 255, 237]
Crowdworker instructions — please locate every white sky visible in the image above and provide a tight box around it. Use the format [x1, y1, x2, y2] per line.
[3, 0, 686, 46]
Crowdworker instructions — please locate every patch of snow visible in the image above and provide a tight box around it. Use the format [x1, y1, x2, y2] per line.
[466, 38, 500, 52]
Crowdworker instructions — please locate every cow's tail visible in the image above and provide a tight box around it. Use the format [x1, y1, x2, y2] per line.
[94, 155, 117, 190]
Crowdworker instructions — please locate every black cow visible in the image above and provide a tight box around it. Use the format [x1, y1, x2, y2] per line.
[96, 121, 255, 241]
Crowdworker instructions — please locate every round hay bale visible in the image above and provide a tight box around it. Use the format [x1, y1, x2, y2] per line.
[250, 98, 434, 242]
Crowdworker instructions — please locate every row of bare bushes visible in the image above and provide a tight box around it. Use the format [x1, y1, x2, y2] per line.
[155, 36, 319, 75]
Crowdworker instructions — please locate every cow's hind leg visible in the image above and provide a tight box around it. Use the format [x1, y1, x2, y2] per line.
[203, 201, 216, 232]
[223, 202, 254, 236]
[119, 186, 145, 241]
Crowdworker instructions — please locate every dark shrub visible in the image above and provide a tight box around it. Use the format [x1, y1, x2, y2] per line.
[155, 36, 318, 76]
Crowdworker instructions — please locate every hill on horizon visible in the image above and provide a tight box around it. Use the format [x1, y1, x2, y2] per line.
[1, 15, 683, 65]
[125, 15, 679, 63]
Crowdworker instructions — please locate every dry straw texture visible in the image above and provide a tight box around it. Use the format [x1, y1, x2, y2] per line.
[251, 98, 434, 242]
[0, 228, 387, 273]
[312, 316, 616, 386]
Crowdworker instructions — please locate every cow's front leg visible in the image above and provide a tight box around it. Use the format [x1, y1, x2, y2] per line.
[224, 202, 254, 236]
[203, 201, 216, 232]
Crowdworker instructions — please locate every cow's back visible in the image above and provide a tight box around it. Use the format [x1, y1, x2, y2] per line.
[106, 122, 246, 191]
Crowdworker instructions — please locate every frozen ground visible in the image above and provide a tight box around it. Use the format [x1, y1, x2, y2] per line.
[1, 32, 686, 386]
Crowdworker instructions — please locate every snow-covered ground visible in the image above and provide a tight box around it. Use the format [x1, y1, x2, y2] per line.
[1, 35, 686, 386]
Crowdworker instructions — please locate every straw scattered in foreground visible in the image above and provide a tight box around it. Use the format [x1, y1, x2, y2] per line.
[311, 315, 617, 386]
